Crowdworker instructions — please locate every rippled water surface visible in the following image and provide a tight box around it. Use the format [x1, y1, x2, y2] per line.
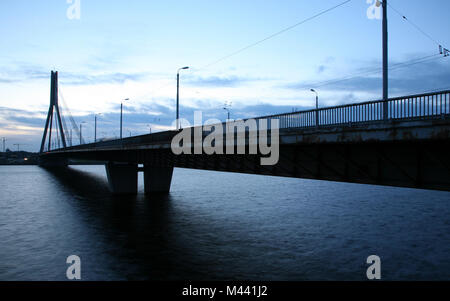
[0, 165, 449, 280]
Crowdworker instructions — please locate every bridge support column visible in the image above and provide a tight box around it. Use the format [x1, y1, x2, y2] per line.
[105, 162, 138, 194]
[144, 165, 174, 194]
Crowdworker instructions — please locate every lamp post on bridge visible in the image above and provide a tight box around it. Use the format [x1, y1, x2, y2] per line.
[2, 137, 5, 152]
[176, 66, 189, 130]
[310, 89, 319, 126]
[80, 121, 86, 145]
[120, 98, 129, 140]
[382, 0, 389, 120]
[94, 113, 102, 143]
[223, 107, 230, 121]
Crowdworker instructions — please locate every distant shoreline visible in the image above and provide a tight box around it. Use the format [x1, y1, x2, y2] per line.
[0, 163, 38, 166]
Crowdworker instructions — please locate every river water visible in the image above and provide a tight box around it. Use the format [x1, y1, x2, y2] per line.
[0, 165, 449, 280]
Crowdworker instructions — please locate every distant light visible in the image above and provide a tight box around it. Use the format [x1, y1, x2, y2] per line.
[24, 158, 28, 161]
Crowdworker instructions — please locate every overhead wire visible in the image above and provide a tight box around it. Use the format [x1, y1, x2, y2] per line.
[307, 53, 443, 89]
[200, 0, 353, 70]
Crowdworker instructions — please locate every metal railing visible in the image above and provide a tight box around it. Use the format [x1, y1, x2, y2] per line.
[253, 90, 450, 129]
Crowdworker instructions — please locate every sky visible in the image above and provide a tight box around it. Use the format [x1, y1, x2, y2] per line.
[1, 0, 450, 151]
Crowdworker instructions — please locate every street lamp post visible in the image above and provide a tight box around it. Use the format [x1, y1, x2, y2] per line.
[94, 113, 102, 143]
[176, 66, 189, 130]
[80, 121, 86, 145]
[382, 0, 389, 120]
[120, 98, 129, 139]
[311, 89, 319, 126]
[223, 107, 230, 121]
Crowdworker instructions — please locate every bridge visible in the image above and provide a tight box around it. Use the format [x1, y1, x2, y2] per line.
[39, 71, 450, 194]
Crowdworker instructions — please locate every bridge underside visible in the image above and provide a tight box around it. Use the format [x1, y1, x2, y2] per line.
[40, 138, 450, 193]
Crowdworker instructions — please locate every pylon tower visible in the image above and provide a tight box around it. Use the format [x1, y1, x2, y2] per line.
[40, 71, 67, 153]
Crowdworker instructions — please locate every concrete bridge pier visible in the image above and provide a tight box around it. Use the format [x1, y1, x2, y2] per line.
[105, 162, 138, 194]
[144, 165, 174, 194]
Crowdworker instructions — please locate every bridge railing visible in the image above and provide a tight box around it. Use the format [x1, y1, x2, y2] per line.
[250, 90, 450, 129]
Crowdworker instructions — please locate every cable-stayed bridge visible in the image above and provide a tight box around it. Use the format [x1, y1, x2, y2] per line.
[39, 71, 450, 194]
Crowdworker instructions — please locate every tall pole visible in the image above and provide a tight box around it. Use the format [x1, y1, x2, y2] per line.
[176, 72, 179, 130]
[224, 107, 230, 121]
[382, 0, 389, 120]
[311, 89, 319, 126]
[95, 115, 97, 143]
[176, 67, 189, 130]
[120, 103, 123, 139]
[120, 99, 129, 139]
[2, 138, 5, 152]
[315, 94, 319, 126]
[80, 124, 83, 145]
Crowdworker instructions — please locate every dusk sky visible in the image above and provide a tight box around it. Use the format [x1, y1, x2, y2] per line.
[1, 0, 449, 151]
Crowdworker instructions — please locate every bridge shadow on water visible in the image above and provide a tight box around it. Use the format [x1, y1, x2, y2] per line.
[41, 166, 236, 280]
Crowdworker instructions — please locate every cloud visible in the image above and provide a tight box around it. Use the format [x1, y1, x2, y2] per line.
[0, 62, 50, 83]
[0, 63, 150, 86]
[186, 75, 256, 87]
[60, 72, 149, 85]
[284, 56, 450, 97]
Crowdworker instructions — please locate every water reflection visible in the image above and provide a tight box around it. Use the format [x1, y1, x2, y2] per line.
[41, 167, 185, 280]
[1, 166, 449, 280]
[40, 166, 227, 280]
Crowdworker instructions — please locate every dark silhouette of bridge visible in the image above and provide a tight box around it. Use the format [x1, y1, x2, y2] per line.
[39, 71, 450, 194]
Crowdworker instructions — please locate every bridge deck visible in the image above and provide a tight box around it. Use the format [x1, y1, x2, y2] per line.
[40, 90, 450, 192]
